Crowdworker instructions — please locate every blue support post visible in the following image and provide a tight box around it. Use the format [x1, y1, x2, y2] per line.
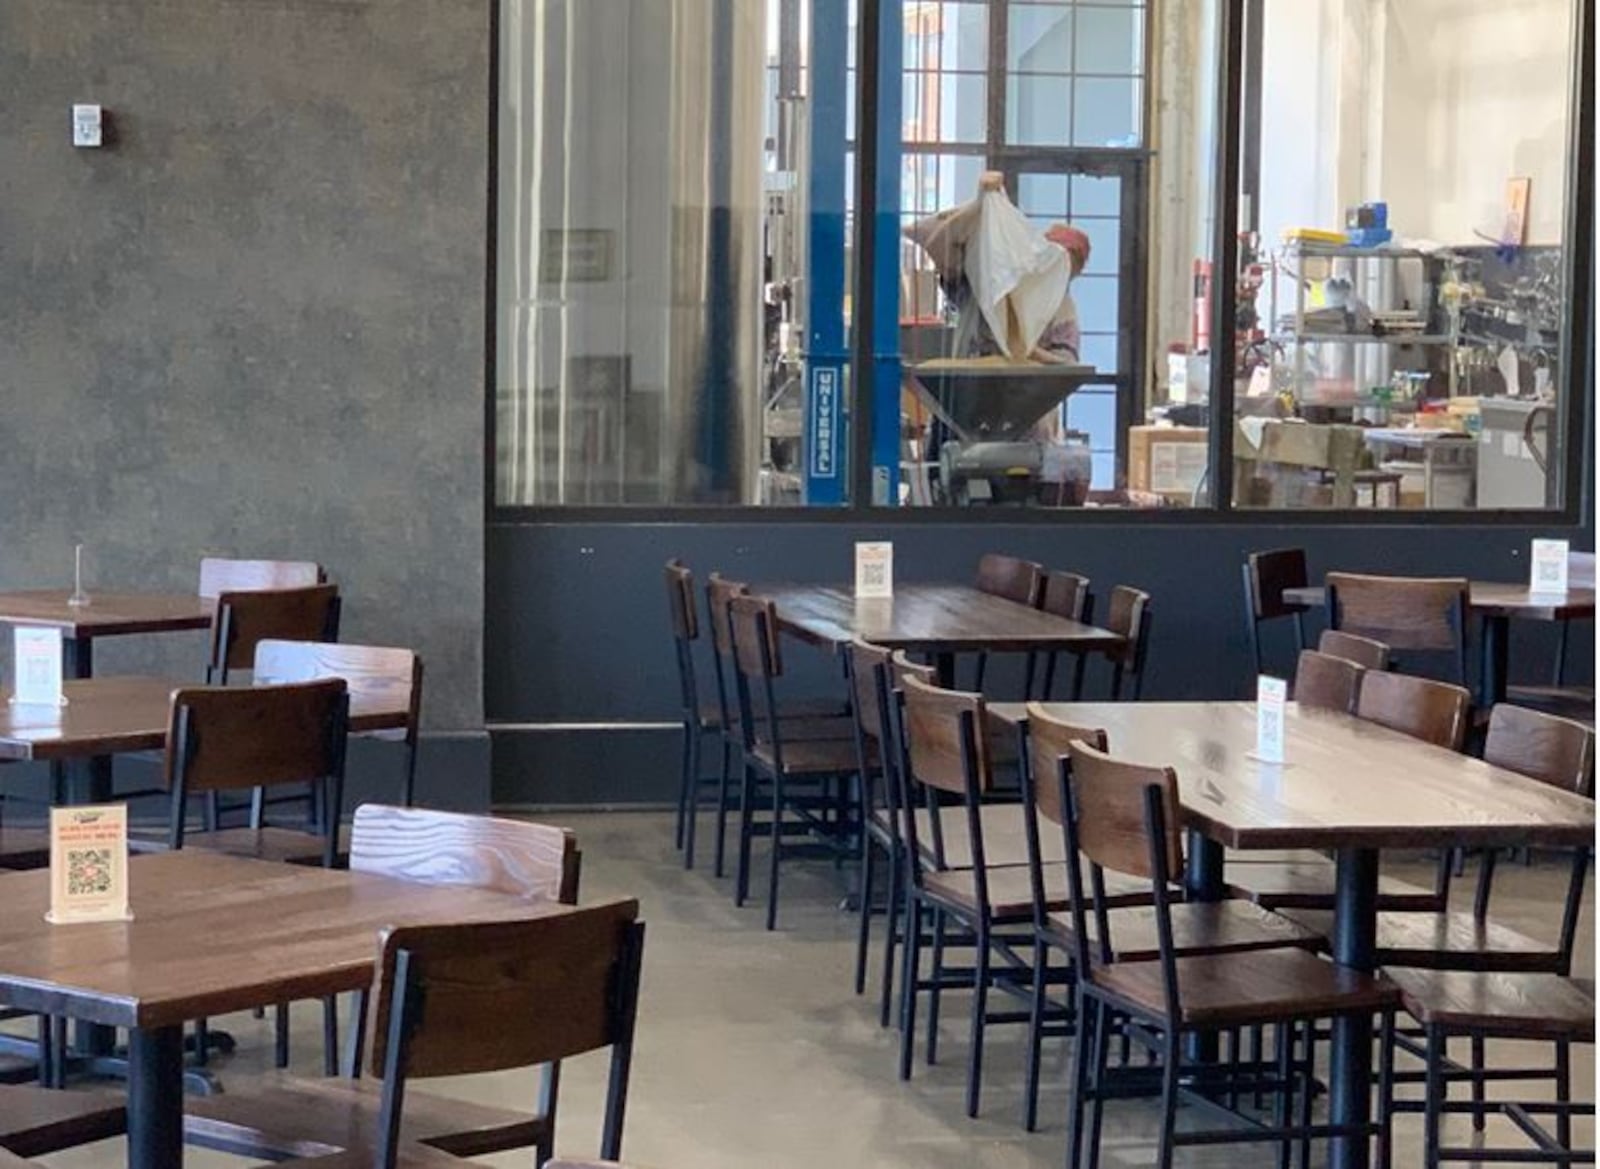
[803, 0, 849, 506]
[869, 0, 903, 505]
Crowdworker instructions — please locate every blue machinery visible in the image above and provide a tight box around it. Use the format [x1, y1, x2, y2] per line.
[803, 0, 903, 505]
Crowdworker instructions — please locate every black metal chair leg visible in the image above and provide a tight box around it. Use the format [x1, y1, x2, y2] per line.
[713, 739, 733, 879]
[1377, 1012, 1395, 1169]
[1065, 991, 1095, 1169]
[926, 909, 946, 1066]
[1155, 1028, 1182, 1169]
[1086, 1000, 1111, 1169]
[322, 996, 339, 1077]
[964, 916, 991, 1119]
[682, 726, 703, 870]
[898, 900, 922, 1081]
[854, 833, 876, 995]
[1424, 1026, 1444, 1169]
[673, 724, 690, 853]
[1274, 1022, 1293, 1169]
[1022, 935, 1047, 1132]
[878, 840, 901, 1029]
[274, 1003, 290, 1069]
[1470, 1033, 1487, 1131]
[734, 768, 754, 907]
[1556, 1038, 1572, 1152]
[764, 776, 784, 931]
[1300, 1020, 1317, 1169]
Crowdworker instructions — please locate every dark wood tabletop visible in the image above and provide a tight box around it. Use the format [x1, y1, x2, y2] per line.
[0, 676, 412, 762]
[0, 852, 564, 1030]
[1283, 582, 1596, 622]
[758, 583, 1124, 654]
[989, 700, 1596, 851]
[0, 590, 214, 639]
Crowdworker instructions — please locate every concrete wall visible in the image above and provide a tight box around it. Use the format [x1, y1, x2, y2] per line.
[0, 0, 489, 785]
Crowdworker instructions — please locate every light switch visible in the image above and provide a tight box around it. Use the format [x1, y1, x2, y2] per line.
[72, 104, 103, 148]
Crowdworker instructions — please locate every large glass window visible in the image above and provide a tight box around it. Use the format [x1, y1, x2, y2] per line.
[1228, 0, 1579, 511]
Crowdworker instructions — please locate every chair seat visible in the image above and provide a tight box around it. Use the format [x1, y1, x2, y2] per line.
[747, 737, 871, 776]
[1226, 860, 1441, 911]
[163, 825, 350, 867]
[1046, 900, 1324, 963]
[1284, 909, 1563, 973]
[922, 861, 1148, 921]
[0, 1084, 127, 1158]
[184, 1071, 542, 1162]
[1387, 967, 1595, 1040]
[697, 698, 848, 731]
[868, 804, 1069, 869]
[1093, 948, 1399, 1027]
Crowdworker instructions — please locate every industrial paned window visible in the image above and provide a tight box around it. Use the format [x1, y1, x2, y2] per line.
[1226, 0, 1581, 512]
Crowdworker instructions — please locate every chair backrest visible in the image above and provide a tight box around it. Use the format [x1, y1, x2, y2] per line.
[1064, 741, 1183, 882]
[1569, 551, 1596, 589]
[900, 675, 992, 798]
[350, 804, 579, 905]
[166, 678, 350, 798]
[976, 554, 1044, 607]
[1325, 572, 1467, 653]
[704, 574, 746, 660]
[1040, 570, 1091, 623]
[1484, 705, 1595, 797]
[199, 557, 324, 598]
[1244, 548, 1309, 621]
[663, 560, 698, 642]
[1292, 650, 1364, 714]
[1355, 670, 1470, 751]
[1023, 702, 1108, 829]
[210, 585, 341, 678]
[890, 651, 936, 689]
[256, 640, 421, 744]
[846, 638, 893, 742]
[727, 594, 782, 680]
[368, 900, 644, 1164]
[1317, 629, 1390, 672]
[1103, 585, 1152, 678]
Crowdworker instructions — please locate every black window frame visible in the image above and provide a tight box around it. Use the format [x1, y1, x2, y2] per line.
[485, 0, 1594, 529]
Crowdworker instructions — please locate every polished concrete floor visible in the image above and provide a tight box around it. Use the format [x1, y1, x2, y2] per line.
[39, 810, 1596, 1167]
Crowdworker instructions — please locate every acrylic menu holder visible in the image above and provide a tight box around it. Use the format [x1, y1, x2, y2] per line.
[11, 627, 66, 708]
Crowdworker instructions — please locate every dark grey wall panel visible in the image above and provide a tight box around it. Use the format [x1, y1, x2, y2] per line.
[0, 0, 489, 733]
[487, 519, 1594, 805]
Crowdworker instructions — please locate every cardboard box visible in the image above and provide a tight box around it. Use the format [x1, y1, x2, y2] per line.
[1128, 426, 1209, 502]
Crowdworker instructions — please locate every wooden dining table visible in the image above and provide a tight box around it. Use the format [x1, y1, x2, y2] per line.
[0, 591, 214, 681]
[758, 583, 1123, 684]
[988, 699, 1595, 1169]
[0, 851, 565, 1168]
[1283, 580, 1596, 708]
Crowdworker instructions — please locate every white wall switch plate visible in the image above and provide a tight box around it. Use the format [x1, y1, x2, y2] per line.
[72, 104, 103, 148]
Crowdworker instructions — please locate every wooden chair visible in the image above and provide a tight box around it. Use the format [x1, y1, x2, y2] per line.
[1507, 552, 1597, 723]
[1058, 741, 1399, 1169]
[973, 554, 1044, 692]
[727, 594, 862, 930]
[1098, 585, 1153, 700]
[1020, 704, 1322, 1132]
[187, 805, 583, 1163]
[703, 574, 848, 878]
[1292, 650, 1365, 714]
[845, 638, 897, 1005]
[1242, 548, 1310, 675]
[195, 901, 646, 1169]
[664, 560, 720, 871]
[1326, 572, 1468, 684]
[1318, 629, 1390, 672]
[1355, 671, 1471, 751]
[1035, 569, 1093, 700]
[256, 640, 423, 806]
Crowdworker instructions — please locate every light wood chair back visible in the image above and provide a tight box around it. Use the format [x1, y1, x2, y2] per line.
[1484, 705, 1595, 797]
[900, 676, 991, 797]
[256, 640, 422, 804]
[847, 638, 893, 743]
[350, 804, 579, 905]
[1317, 629, 1390, 671]
[1355, 670, 1470, 751]
[1326, 572, 1468, 680]
[1064, 741, 1183, 882]
[1040, 570, 1091, 622]
[199, 557, 324, 598]
[1023, 702, 1107, 829]
[366, 900, 644, 1167]
[1292, 650, 1364, 714]
[210, 585, 341, 682]
[976, 554, 1044, 607]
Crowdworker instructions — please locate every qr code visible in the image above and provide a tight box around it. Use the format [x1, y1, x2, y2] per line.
[862, 563, 888, 589]
[66, 848, 112, 896]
